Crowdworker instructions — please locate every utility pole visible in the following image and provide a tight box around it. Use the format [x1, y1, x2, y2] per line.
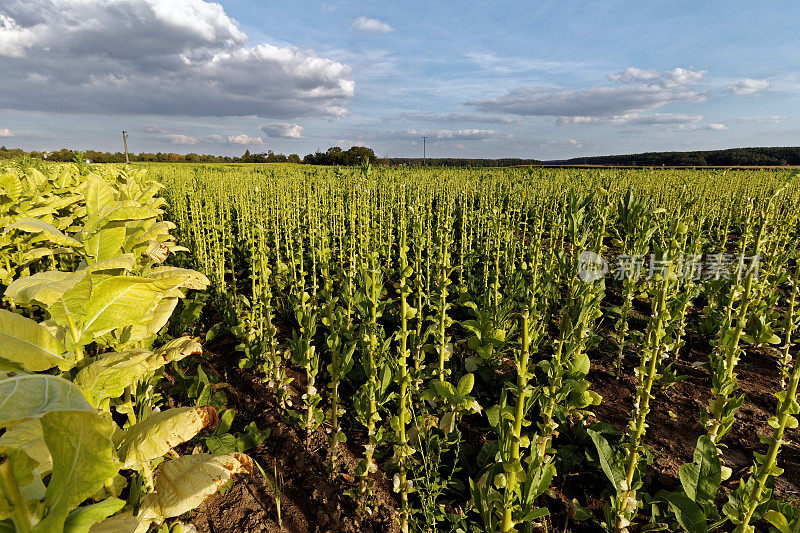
[122, 130, 129, 164]
[422, 136, 426, 165]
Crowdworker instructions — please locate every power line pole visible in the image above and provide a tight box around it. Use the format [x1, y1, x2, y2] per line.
[422, 136, 426, 165]
[122, 130, 129, 164]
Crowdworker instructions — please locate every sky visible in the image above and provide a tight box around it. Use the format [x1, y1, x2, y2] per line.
[0, 0, 798, 160]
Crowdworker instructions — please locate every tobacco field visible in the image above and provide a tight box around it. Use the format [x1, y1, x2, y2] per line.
[2, 157, 800, 533]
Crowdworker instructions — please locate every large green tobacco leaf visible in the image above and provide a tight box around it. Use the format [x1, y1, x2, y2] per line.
[124, 220, 175, 252]
[79, 276, 188, 341]
[33, 410, 120, 533]
[0, 375, 92, 426]
[5, 270, 86, 308]
[4, 218, 82, 248]
[62, 498, 125, 533]
[0, 309, 71, 372]
[83, 227, 126, 262]
[0, 173, 22, 202]
[84, 254, 136, 273]
[48, 272, 93, 329]
[0, 419, 51, 474]
[74, 337, 201, 404]
[85, 511, 141, 533]
[118, 406, 218, 470]
[84, 174, 116, 217]
[137, 453, 252, 527]
[147, 267, 210, 290]
[125, 296, 181, 346]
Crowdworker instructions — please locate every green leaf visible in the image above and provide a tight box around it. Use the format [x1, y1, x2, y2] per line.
[74, 337, 201, 405]
[587, 428, 624, 492]
[457, 373, 475, 397]
[84, 174, 116, 217]
[5, 270, 86, 308]
[63, 498, 126, 533]
[0, 445, 37, 498]
[658, 491, 708, 533]
[4, 218, 82, 248]
[679, 436, 721, 504]
[33, 410, 120, 533]
[79, 276, 188, 340]
[118, 406, 218, 470]
[0, 309, 71, 371]
[84, 511, 141, 533]
[0, 375, 92, 426]
[83, 227, 126, 262]
[763, 510, 792, 533]
[0, 420, 51, 474]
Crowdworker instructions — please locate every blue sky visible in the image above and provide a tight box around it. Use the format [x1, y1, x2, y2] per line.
[0, 0, 797, 159]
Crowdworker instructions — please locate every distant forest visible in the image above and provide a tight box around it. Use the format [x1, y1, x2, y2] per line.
[2, 145, 799, 167]
[553, 146, 800, 167]
[387, 147, 800, 167]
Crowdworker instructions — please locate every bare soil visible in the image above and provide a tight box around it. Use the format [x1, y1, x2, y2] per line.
[182, 305, 799, 532]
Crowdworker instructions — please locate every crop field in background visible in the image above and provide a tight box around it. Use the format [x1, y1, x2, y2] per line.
[2, 159, 800, 533]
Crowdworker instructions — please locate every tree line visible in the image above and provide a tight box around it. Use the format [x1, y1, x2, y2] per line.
[0, 145, 376, 166]
[2, 144, 798, 167]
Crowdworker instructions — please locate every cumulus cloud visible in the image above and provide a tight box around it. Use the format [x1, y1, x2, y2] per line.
[352, 17, 393, 33]
[705, 123, 728, 131]
[143, 130, 262, 145]
[387, 112, 522, 124]
[0, 128, 13, 138]
[0, 0, 354, 118]
[260, 123, 304, 138]
[228, 134, 264, 145]
[468, 67, 707, 124]
[727, 78, 770, 95]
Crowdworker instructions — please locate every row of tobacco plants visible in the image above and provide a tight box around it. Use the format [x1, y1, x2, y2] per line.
[0, 157, 255, 532]
[156, 161, 800, 533]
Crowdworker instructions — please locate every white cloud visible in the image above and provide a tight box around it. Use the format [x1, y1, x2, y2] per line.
[607, 67, 706, 86]
[468, 67, 707, 123]
[0, 0, 354, 118]
[260, 123, 304, 138]
[387, 113, 522, 124]
[228, 134, 264, 145]
[728, 116, 785, 124]
[144, 130, 262, 145]
[705, 123, 728, 131]
[540, 139, 583, 148]
[0, 14, 34, 57]
[391, 129, 513, 141]
[352, 17, 393, 34]
[727, 78, 770, 95]
[155, 134, 198, 145]
[0, 128, 13, 138]
[558, 112, 704, 126]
